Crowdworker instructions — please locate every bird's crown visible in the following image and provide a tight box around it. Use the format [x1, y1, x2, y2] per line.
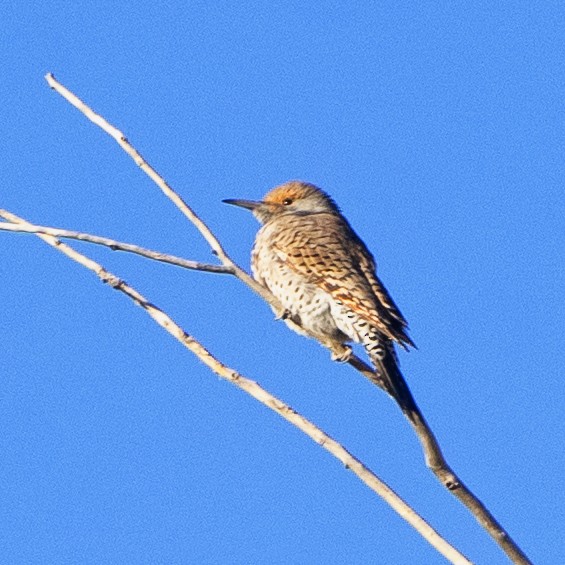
[262, 181, 340, 215]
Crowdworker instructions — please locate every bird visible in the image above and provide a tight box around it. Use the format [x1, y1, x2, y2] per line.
[223, 180, 418, 416]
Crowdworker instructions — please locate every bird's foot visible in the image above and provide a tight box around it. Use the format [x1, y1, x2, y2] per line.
[330, 345, 353, 363]
[274, 307, 292, 321]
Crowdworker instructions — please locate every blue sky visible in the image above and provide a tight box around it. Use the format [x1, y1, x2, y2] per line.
[1, 3, 563, 564]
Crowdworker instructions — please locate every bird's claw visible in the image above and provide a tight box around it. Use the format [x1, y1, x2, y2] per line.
[330, 345, 353, 363]
[274, 308, 291, 321]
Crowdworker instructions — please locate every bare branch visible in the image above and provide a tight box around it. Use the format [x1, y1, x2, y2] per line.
[5, 210, 472, 565]
[0, 215, 232, 274]
[45, 73, 268, 305]
[42, 73, 532, 564]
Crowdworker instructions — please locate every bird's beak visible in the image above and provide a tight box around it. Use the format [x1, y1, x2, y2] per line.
[222, 198, 261, 211]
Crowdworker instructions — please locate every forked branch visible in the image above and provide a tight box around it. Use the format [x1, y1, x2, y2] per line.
[9, 72, 528, 564]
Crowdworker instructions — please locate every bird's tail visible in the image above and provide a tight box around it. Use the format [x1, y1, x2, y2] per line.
[372, 347, 420, 423]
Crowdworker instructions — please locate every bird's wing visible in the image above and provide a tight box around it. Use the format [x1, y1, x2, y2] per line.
[354, 242, 415, 349]
[271, 214, 414, 348]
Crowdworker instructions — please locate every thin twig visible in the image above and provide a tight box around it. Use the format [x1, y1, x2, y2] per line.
[4, 210, 472, 565]
[0, 218, 232, 274]
[44, 73, 267, 305]
[43, 73, 532, 564]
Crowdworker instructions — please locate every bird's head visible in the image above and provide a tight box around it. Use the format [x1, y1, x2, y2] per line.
[223, 180, 340, 224]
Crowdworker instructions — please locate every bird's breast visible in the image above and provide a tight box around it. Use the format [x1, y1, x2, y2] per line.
[251, 230, 344, 340]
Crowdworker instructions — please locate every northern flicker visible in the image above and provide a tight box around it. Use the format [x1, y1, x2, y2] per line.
[223, 181, 417, 415]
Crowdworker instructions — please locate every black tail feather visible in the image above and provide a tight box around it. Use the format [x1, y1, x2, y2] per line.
[374, 350, 420, 422]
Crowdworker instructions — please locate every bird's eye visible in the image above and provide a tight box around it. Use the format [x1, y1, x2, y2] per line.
[282, 198, 293, 205]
